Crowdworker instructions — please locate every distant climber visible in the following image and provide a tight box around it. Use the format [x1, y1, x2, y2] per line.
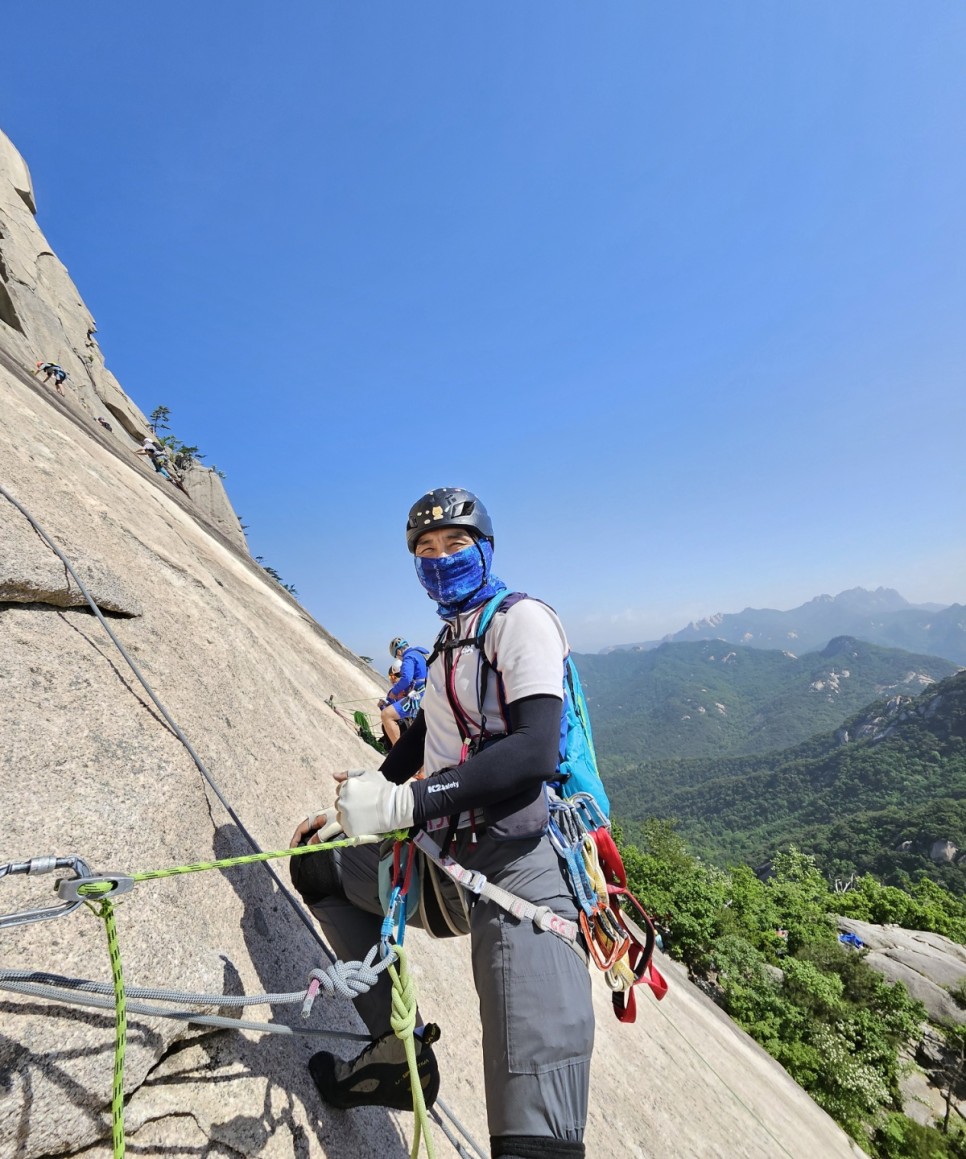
[379, 636, 429, 747]
[135, 437, 170, 475]
[34, 361, 67, 396]
[96, 417, 113, 432]
[377, 659, 408, 749]
[134, 437, 189, 496]
[289, 487, 595, 1159]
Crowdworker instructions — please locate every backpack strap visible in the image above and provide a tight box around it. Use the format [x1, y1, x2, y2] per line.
[426, 623, 450, 670]
[475, 591, 530, 736]
[423, 592, 530, 846]
[425, 591, 530, 746]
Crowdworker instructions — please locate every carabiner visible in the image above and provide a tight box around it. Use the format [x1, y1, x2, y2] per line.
[0, 855, 94, 932]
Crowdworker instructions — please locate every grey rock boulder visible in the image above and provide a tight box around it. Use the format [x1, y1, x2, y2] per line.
[838, 918, 966, 1026]
[0, 128, 246, 554]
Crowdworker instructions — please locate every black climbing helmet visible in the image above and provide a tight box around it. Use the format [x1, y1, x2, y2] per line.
[406, 487, 494, 554]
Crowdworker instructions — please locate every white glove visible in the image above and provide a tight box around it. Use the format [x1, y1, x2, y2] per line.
[290, 806, 343, 848]
[335, 768, 415, 837]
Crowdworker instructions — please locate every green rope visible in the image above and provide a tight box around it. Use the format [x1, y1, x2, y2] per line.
[71, 831, 408, 1158]
[74, 834, 394, 896]
[88, 898, 127, 1159]
[22, 834, 447, 1159]
[388, 944, 435, 1159]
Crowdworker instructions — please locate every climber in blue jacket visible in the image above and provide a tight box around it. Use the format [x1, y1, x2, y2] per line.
[380, 636, 429, 746]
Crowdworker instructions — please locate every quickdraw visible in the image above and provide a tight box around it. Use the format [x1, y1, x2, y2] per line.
[548, 793, 668, 1021]
[0, 855, 95, 931]
[591, 824, 669, 1020]
[547, 800, 629, 970]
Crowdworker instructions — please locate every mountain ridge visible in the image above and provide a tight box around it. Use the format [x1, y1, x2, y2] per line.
[610, 669, 966, 897]
[602, 586, 966, 665]
[576, 634, 959, 767]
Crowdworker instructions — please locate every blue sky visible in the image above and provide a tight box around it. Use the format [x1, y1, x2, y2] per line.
[2, 3, 964, 658]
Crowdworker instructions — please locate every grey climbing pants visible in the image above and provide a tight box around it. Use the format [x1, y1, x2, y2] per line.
[299, 830, 594, 1142]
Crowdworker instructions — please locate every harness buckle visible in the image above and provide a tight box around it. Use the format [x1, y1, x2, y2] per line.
[452, 866, 487, 894]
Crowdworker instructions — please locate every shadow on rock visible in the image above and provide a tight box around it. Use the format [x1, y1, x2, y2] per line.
[0, 1006, 164, 1158]
[131, 823, 410, 1157]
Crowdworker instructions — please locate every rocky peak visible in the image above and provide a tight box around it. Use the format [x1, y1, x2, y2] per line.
[0, 129, 245, 551]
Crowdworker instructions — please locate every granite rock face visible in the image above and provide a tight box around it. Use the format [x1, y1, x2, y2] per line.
[0, 128, 245, 551]
[837, 920, 966, 1130]
[838, 918, 966, 1027]
[0, 128, 863, 1159]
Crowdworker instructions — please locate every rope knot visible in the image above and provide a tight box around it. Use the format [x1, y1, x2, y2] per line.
[301, 945, 395, 1016]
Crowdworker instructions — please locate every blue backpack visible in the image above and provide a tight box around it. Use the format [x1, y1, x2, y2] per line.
[472, 590, 610, 817]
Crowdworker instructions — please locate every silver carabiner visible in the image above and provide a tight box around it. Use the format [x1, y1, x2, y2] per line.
[0, 855, 94, 932]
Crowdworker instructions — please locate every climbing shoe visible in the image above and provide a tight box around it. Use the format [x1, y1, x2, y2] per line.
[309, 1023, 441, 1111]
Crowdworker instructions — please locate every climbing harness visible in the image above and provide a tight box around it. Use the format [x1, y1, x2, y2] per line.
[413, 830, 580, 943]
[0, 482, 484, 1159]
[426, 588, 668, 1019]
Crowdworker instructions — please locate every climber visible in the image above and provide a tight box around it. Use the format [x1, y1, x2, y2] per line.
[290, 487, 593, 1159]
[379, 636, 429, 747]
[96, 417, 113, 432]
[34, 361, 67, 396]
[376, 659, 407, 749]
[134, 438, 190, 497]
[135, 437, 172, 477]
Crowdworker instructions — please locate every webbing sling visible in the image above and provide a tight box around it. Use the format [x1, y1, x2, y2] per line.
[412, 830, 579, 944]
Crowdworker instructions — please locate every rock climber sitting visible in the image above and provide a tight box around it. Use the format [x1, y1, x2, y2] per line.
[379, 636, 429, 747]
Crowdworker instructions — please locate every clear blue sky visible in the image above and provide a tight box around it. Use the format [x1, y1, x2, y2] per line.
[2, 3, 964, 658]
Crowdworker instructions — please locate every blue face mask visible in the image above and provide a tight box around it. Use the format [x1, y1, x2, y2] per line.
[414, 539, 506, 618]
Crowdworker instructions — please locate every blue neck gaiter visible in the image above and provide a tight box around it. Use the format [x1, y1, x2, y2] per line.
[415, 539, 507, 619]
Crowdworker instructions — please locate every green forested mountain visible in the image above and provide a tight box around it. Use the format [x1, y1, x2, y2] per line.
[601, 587, 966, 664]
[611, 670, 966, 895]
[576, 635, 958, 766]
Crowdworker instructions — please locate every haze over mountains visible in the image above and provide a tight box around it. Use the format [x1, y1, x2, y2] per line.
[575, 635, 959, 765]
[609, 668, 966, 897]
[603, 587, 966, 665]
[580, 588, 966, 900]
